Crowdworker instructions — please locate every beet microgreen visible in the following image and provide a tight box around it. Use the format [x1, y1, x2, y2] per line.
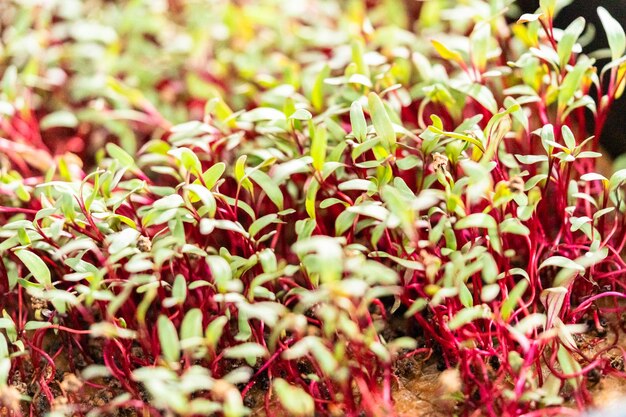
[1, 0, 626, 416]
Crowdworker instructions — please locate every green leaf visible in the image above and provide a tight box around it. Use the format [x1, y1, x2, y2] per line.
[558, 57, 592, 111]
[338, 179, 374, 192]
[305, 179, 320, 219]
[189, 399, 222, 415]
[432, 39, 463, 63]
[368, 92, 396, 152]
[580, 173, 607, 182]
[350, 101, 367, 142]
[515, 154, 548, 164]
[235, 155, 253, 193]
[404, 298, 428, 317]
[481, 283, 500, 302]
[289, 108, 312, 121]
[248, 170, 284, 210]
[273, 379, 315, 416]
[448, 305, 491, 330]
[106, 143, 135, 168]
[311, 124, 327, 172]
[561, 125, 576, 149]
[335, 210, 357, 236]
[351, 39, 369, 77]
[598, 7, 626, 61]
[455, 213, 497, 229]
[453, 83, 498, 114]
[171, 274, 187, 302]
[540, 0, 556, 16]
[429, 121, 485, 152]
[370, 251, 424, 271]
[539, 256, 585, 272]
[557, 17, 586, 68]
[241, 107, 286, 122]
[249, 214, 280, 238]
[40, 110, 79, 130]
[153, 194, 184, 210]
[0, 334, 7, 358]
[197, 163, 226, 189]
[609, 168, 626, 191]
[205, 316, 228, 349]
[311, 65, 330, 112]
[501, 278, 528, 321]
[470, 22, 490, 70]
[157, 315, 180, 363]
[186, 184, 217, 216]
[207, 255, 232, 293]
[459, 283, 474, 308]
[180, 308, 203, 341]
[1, 312, 16, 343]
[274, 157, 313, 183]
[223, 342, 268, 360]
[170, 148, 202, 175]
[24, 321, 52, 330]
[557, 345, 582, 388]
[512, 314, 547, 336]
[205, 96, 235, 127]
[499, 218, 530, 235]
[2, 66, 17, 101]
[15, 249, 51, 286]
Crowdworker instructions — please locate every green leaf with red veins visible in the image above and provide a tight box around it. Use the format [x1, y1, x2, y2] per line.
[540, 287, 568, 330]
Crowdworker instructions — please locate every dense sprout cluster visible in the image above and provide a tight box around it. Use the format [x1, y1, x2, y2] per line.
[2, 0, 626, 416]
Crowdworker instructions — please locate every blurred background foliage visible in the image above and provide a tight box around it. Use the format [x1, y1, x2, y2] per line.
[3, 0, 625, 165]
[0, 0, 523, 157]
